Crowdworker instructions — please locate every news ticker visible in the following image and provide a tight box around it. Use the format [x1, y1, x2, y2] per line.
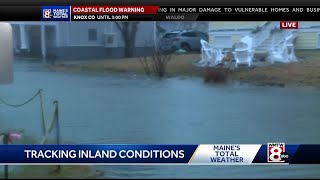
[41, 6, 320, 21]
[0, 144, 320, 165]
[0, 0, 317, 6]
[1, 6, 320, 21]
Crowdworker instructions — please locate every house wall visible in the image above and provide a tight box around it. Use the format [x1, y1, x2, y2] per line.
[209, 31, 319, 50]
[57, 22, 115, 47]
[298, 22, 320, 28]
[208, 21, 264, 48]
[207, 21, 320, 50]
[158, 22, 209, 33]
[208, 35, 238, 45]
[231, 35, 242, 43]
[208, 30, 251, 48]
[57, 22, 155, 48]
[46, 26, 57, 50]
[295, 28, 320, 49]
[208, 35, 240, 48]
[56, 22, 68, 47]
[209, 21, 264, 31]
[54, 22, 156, 60]
[295, 32, 318, 49]
[69, 22, 105, 46]
[134, 22, 156, 47]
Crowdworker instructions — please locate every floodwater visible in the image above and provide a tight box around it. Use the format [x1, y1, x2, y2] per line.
[1, 62, 320, 178]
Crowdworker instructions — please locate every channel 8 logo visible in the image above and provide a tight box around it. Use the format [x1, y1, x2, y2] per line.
[43, 9, 52, 18]
[267, 143, 288, 163]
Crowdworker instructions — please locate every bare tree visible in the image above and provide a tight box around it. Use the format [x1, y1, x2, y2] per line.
[139, 56, 152, 76]
[151, 51, 172, 78]
[115, 22, 140, 58]
[139, 49, 172, 78]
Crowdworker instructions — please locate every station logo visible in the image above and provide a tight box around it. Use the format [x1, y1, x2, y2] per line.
[41, 6, 70, 21]
[42, 9, 52, 19]
[267, 143, 288, 163]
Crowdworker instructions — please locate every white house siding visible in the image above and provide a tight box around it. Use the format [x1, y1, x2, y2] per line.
[68, 22, 105, 46]
[9, 22, 59, 58]
[209, 22, 264, 31]
[208, 21, 320, 50]
[57, 22, 155, 48]
[208, 21, 264, 48]
[231, 35, 242, 44]
[51, 22, 156, 60]
[298, 22, 320, 28]
[58, 22, 115, 47]
[133, 22, 156, 47]
[209, 30, 251, 48]
[295, 32, 318, 49]
[45, 26, 57, 50]
[56, 22, 68, 47]
[213, 36, 233, 48]
[209, 35, 242, 48]
[158, 22, 209, 33]
[295, 25, 320, 49]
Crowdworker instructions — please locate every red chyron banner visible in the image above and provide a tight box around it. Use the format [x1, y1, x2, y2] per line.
[71, 6, 160, 14]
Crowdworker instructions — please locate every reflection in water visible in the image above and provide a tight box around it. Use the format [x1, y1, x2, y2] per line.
[0, 63, 320, 178]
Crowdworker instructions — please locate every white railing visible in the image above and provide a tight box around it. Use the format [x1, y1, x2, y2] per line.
[270, 29, 297, 51]
[251, 21, 279, 49]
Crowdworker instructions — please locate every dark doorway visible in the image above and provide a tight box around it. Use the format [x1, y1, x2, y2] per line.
[28, 25, 42, 58]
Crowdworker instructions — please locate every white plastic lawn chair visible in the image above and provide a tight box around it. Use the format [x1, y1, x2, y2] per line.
[269, 34, 297, 64]
[200, 39, 223, 67]
[233, 36, 254, 68]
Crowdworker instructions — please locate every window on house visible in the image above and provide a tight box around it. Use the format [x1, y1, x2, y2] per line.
[88, 28, 97, 41]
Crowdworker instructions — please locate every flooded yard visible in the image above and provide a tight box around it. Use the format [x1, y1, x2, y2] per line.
[0, 62, 320, 178]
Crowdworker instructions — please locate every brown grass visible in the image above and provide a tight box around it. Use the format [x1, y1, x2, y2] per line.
[231, 59, 320, 87]
[48, 50, 320, 88]
[49, 53, 203, 77]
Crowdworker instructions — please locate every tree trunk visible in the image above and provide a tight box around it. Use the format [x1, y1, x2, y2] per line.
[115, 22, 139, 58]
